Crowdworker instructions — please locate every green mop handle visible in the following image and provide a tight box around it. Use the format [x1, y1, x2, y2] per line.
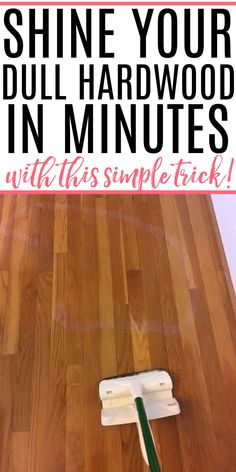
[134, 397, 161, 472]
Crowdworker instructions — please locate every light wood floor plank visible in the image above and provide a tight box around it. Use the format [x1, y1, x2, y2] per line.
[2, 196, 28, 354]
[9, 432, 29, 471]
[27, 272, 52, 472]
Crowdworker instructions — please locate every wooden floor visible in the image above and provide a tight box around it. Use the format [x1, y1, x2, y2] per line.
[0, 195, 236, 472]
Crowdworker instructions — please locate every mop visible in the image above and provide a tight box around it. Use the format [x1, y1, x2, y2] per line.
[99, 370, 180, 472]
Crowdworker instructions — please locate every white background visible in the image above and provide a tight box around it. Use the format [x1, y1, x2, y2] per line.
[0, 4, 236, 191]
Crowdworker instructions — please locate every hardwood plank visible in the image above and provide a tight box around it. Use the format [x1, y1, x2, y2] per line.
[66, 365, 84, 472]
[0, 356, 12, 472]
[206, 197, 236, 314]
[81, 196, 103, 472]
[66, 196, 84, 364]
[27, 272, 52, 472]
[2, 196, 28, 354]
[112, 302, 143, 471]
[121, 196, 140, 271]
[127, 268, 159, 472]
[9, 432, 29, 471]
[0, 271, 8, 352]
[176, 196, 236, 470]
[95, 197, 117, 378]
[54, 196, 67, 255]
[133, 196, 182, 472]
[0, 195, 16, 270]
[95, 197, 124, 472]
[127, 269, 151, 373]
[47, 254, 67, 472]
[38, 195, 54, 272]
[161, 196, 220, 472]
[107, 196, 128, 305]
[11, 199, 40, 431]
